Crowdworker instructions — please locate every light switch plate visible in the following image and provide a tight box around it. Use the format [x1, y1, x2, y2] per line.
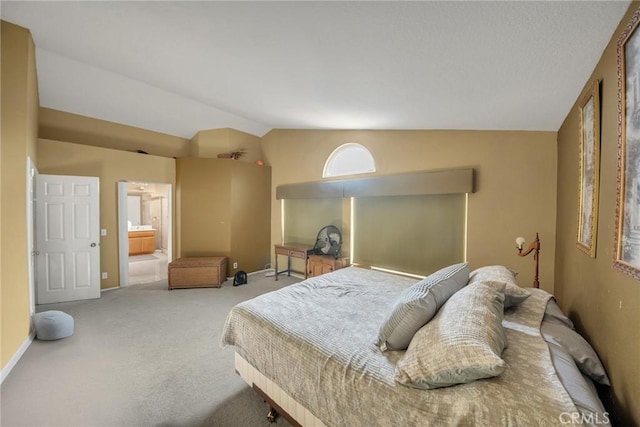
[101, 228, 107, 236]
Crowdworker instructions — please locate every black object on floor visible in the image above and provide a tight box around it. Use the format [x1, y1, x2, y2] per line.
[233, 271, 248, 286]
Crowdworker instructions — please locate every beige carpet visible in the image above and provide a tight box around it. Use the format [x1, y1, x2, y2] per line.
[1, 274, 300, 427]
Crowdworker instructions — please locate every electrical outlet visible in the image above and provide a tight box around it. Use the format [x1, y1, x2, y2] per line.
[100, 228, 107, 236]
[101, 272, 108, 279]
[233, 262, 238, 269]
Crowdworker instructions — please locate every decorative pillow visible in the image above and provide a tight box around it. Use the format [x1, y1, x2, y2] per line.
[547, 342, 609, 418]
[395, 282, 507, 389]
[469, 265, 530, 308]
[376, 262, 469, 351]
[541, 320, 610, 385]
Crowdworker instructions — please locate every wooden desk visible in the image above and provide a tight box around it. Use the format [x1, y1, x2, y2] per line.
[275, 243, 314, 281]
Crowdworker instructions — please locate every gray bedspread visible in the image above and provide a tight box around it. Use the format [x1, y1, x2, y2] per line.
[221, 267, 578, 426]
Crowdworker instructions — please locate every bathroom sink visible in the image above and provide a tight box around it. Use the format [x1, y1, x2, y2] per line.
[129, 225, 154, 231]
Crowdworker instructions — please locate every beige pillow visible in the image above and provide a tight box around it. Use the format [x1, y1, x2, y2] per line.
[395, 282, 507, 389]
[469, 265, 530, 308]
[376, 262, 469, 351]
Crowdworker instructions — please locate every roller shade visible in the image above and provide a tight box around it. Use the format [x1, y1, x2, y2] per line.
[352, 194, 466, 276]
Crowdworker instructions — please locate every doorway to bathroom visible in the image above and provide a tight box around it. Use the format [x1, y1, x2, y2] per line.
[117, 181, 172, 286]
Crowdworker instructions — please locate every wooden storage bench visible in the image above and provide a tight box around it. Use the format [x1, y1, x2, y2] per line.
[168, 257, 228, 290]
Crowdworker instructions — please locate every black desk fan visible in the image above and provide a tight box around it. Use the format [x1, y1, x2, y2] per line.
[312, 225, 342, 259]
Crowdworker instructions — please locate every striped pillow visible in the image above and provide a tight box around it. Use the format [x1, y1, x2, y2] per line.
[395, 282, 507, 389]
[469, 265, 530, 308]
[376, 262, 469, 351]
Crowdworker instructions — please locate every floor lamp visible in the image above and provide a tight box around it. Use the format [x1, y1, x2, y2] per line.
[515, 233, 540, 288]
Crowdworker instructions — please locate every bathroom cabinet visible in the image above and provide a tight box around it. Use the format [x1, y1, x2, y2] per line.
[128, 230, 155, 255]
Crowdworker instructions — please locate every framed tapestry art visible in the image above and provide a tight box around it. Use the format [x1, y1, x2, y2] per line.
[615, 7, 640, 280]
[577, 80, 601, 257]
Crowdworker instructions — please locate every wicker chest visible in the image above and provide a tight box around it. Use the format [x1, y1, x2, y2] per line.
[168, 257, 228, 290]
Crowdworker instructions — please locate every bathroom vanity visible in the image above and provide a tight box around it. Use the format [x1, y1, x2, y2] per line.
[128, 229, 155, 255]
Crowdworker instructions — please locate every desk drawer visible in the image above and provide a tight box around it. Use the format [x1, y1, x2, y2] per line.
[289, 250, 308, 260]
[275, 247, 290, 256]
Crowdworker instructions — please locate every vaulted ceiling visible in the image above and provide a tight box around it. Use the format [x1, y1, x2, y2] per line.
[1, 1, 631, 138]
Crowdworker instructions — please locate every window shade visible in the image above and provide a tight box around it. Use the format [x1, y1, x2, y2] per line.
[283, 198, 343, 245]
[353, 194, 466, 276]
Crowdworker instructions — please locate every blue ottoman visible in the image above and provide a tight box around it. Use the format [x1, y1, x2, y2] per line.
[34, 310, 74, 340]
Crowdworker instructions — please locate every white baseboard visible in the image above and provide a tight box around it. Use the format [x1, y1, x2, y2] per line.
[273, 272, 304, 279]
[226, 269, 302, 280]
[249, 269, 304, 279]
[226, 269, 272, 279]
[1, 331, 35, 384]
[248, 269, 272, 276]
[100, 286, 120, 293]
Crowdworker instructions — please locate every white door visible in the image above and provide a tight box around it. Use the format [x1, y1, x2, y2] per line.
[27, 158, 37, 315]
[36, 175, 100, 304]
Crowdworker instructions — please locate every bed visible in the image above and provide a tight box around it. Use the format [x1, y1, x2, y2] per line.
[221, 265, 610, 426]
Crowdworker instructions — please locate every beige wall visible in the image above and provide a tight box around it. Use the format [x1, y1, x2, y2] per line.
[556, 3, 640, 425]
[230, 161, 272, 273]
[176, 158, 271, 275]
[190, 128, 265, 164]
[36, 139, 176, 289]
[39, 108, 191, 159]
[177, 158, 232, 258]
[1, 21, 39, 370]
[262, 129, 558, 290]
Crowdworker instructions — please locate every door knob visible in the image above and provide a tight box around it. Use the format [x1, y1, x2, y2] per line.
[90, 243, 97, 247]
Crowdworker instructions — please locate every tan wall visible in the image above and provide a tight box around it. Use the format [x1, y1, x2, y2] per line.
[190, 128, 265, 164]
[262, 129, 558, 290]
[556, 3, 640, 425]
[176, 158, 271, 275]
[230, 161, 272, 273]
[39, 108, 191, 159]
[0, 21, 39, 370]
[36, 139, 176, 289]
[176, 158, 232, 257]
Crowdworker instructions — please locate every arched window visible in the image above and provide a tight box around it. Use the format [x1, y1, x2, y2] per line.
[322, 143, 376, 178]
